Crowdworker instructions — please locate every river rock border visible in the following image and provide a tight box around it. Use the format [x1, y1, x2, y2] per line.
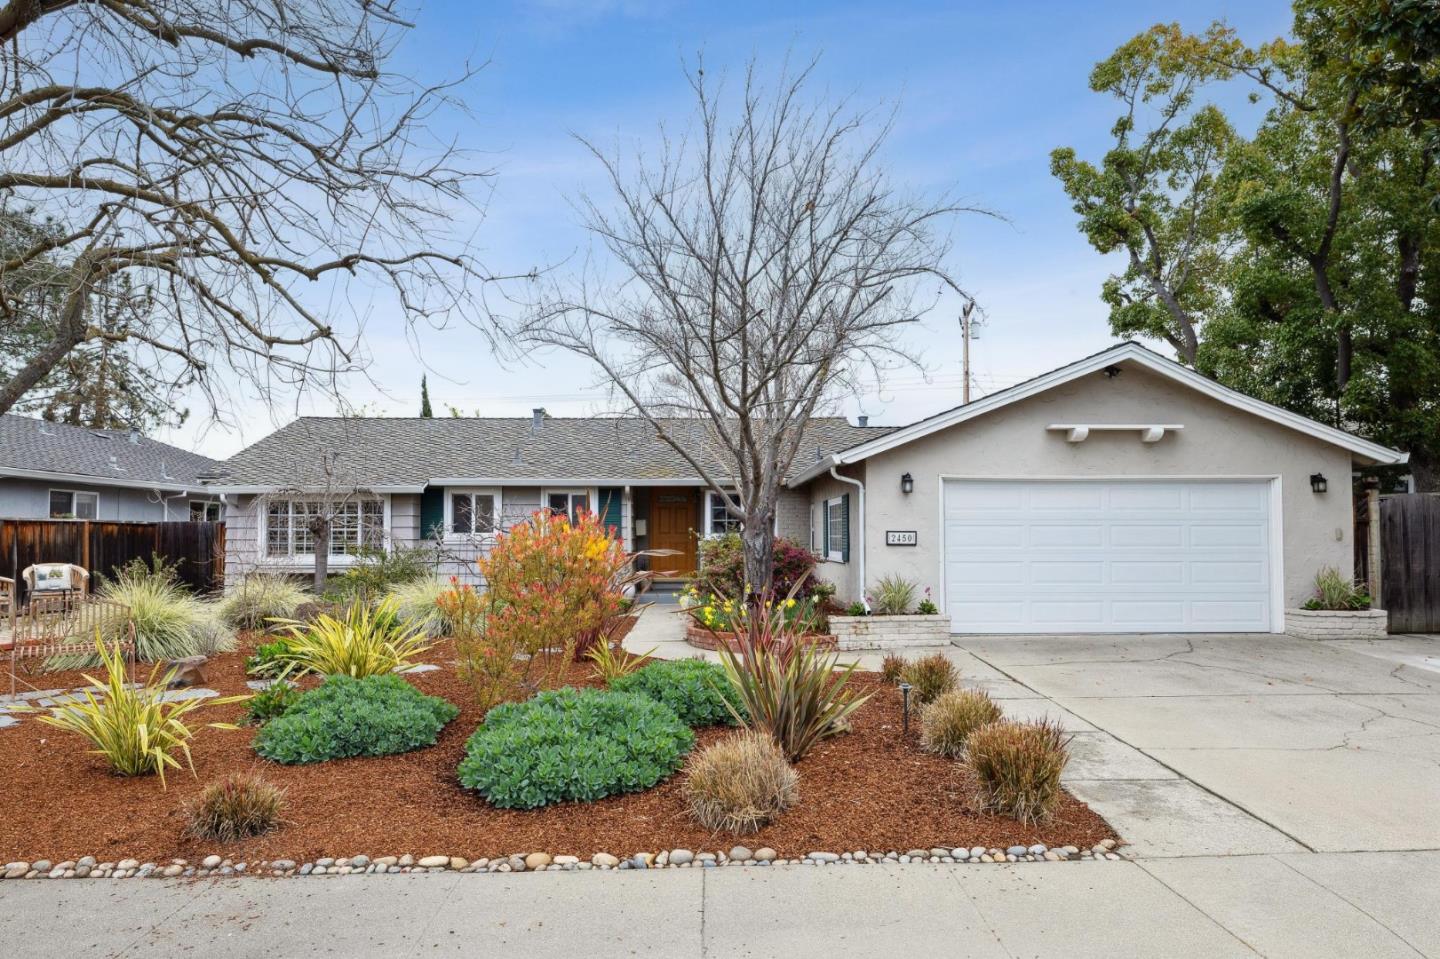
[0, 840, 1121, 880]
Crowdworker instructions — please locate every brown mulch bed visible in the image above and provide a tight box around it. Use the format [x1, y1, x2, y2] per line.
[0, 635, 1116, 863]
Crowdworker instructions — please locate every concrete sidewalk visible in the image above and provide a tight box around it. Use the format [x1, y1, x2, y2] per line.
[3, 853, 1435, 957]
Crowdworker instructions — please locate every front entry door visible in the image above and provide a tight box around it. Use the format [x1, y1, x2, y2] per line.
[650, 490, 698, 578]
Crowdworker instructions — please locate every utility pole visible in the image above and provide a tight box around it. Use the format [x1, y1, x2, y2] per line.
[961, 299, 976, 404]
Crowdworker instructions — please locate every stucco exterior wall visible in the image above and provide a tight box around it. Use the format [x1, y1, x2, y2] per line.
[802, 464, 866, 603]
[0, 477, 220, 521]
[854, 363, 1355, 613]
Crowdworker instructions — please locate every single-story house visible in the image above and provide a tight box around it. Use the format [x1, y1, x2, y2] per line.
[207, 342, 1406, 634]
[0, 414, 225, 522]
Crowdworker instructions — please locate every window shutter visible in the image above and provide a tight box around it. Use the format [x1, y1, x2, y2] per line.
[598, 487, 623, 537]
[840, 493, 851, 563]
[420, 486, 445, 540]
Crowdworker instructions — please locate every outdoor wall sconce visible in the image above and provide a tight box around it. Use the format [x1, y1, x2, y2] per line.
[899, 682, 913, 736]
[900, 472, 914, 495]
[1310, 473, 1328, 494]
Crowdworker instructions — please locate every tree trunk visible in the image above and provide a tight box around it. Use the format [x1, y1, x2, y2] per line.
[312, 517, 331, 592]
[1410, 447, 1439, 494]
[740, 513, 775, 597]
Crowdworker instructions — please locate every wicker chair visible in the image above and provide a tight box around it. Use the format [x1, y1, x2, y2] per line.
[2, 568, 131, 697]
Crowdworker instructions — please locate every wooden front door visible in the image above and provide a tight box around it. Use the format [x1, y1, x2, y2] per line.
[649, 490, 698, 578]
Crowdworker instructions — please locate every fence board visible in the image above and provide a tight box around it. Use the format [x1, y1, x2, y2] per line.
[1379, 494, 1440, 633]
[1, 519, 225, 603]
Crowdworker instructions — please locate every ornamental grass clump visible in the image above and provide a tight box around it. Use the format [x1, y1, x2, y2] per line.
[1303, 565, 1372, 611]
[219, 573, 308, 631]
[900, 653, 958, 705]
[585, 637, 654, 683]
[714, 594, 868, 762]
[966, 719, 1070, 825]
[266, 597, 435, 679]
[457, 687, 694, 809]
[185, 772, 286, 842]
[253, 674, 458, 764]
[611, 658, 747, 727]
[387, 576, 460, 637]
[685, 730, 799, 834]
[23, 638, 243, 787]
[871, 574, 917, 615]
[880, 652, 906, 684]
[920, 689, 1003, 758]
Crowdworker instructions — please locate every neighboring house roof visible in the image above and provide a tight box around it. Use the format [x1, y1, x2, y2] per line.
[789, 341, 1408, 485]
[208, 415, 896, 492]
[0, 414, 223, 491]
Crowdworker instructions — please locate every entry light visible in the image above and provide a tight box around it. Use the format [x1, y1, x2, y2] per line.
[1310, 473, 1328, 494]
[900, 472, 914, 495]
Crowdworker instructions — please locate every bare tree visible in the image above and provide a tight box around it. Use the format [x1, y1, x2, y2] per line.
[0, 0, 514, 420]
[522, 59, 975, 592]
[269, 448, 385, 592]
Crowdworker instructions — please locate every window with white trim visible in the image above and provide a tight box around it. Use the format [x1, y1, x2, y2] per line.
[49, 489, 98, 519]
[265, 499, 384, 558]
[546, 489, 590, 524]
[824, 495, 848, 563]
[705, 489, 743, 536]
[189, 500, 221, 522]
[448, 488, 499, 536]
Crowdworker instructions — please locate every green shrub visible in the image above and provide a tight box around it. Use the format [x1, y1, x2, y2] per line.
[457, 687, 694, 809]
[52, 557, 234, 668]
[900, 653, 958, 705]
[265, 598, 435, 679]
[386, 576, 456, 637]
[967, 719, 1069, 824]
[871, 575, 917, 615]
[693, 532, 817, 598]
[610, 658, 747, 727]
[685, 730, 798, 834]
[185, 772, 286, 842]
[1303, 566, 1372, 611]
[219, 573, 308, 631]
[254, 674, 458, 765]
[920, 689, 1003, 758]
[323, 546, 437, 604]
[244, 639, 290, 677]
[242, 683, 302, 726]
[844, 601, 867, 617]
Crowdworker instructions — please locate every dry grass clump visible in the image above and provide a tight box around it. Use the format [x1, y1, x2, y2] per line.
[184, 772, 287, 842]
[685, 730, 799, 834]
[899, 653, 958, 704]
[880, 652, 906, 684]
[966, 719, 1070, 824]
[219, 573, 308, 631]
[920, 689, 1003, 758]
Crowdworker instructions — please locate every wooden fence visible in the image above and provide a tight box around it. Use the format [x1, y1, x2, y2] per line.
[1377, 494, 1440, 634]
[1, 519, 225, 603]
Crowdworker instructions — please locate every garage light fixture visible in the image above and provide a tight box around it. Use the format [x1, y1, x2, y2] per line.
[1310, 473, 1328, 494]
[900, 472, 914, 495]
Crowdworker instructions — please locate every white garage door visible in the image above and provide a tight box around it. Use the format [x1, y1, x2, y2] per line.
[943, 479, 1275, 633]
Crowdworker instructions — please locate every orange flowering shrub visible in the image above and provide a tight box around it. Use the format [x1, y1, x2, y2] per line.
[454, 510, 630, 708]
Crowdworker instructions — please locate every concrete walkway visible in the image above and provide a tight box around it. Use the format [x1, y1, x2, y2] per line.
[2, 853, 1436, 957]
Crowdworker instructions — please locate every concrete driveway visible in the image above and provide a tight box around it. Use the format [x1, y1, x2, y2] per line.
[949, 633, 1440, 856]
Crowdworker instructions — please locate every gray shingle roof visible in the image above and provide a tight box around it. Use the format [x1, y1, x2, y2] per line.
[212, 416, 896, 488]
[0, 414, 222, 488]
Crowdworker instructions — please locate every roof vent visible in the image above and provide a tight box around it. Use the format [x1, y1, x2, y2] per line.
[512, 445, 524, 466]
[857, 415, 869, 427]
[108, 454, 125, 472]
[531, 407, 546, 432]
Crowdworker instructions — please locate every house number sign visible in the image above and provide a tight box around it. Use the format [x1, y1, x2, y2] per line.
[885, 530, 918, 546]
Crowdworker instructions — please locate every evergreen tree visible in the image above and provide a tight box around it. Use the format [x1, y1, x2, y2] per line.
[420, 375, 434, 417]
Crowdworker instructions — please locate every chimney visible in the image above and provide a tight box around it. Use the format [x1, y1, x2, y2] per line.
[857, 415, 869, 427]
[128, 425, 141, 444]
[531, 407, 546, 432]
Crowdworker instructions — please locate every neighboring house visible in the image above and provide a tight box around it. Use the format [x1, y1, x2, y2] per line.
[0, 414, 225, 522]
[209, 342, 1407, 635]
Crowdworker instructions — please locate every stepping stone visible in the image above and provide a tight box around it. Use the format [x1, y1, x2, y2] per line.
[0, 715, 19, 729]
[245, 679, 297, 691]
[158, 688, 218, 703]
[399, 664, 440, 674]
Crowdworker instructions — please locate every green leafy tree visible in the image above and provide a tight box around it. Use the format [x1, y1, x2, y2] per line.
[1057, 3, 1440, 489]
[420, 375, 434, 417]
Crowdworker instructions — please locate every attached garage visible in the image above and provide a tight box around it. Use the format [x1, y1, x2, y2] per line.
[942, 479, 1277, 633]
[794, 343, 1409, 635]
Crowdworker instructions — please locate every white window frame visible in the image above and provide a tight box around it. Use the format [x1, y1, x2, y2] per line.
[543, 487, 596, 524]
[823, 495, 847, 563]
[49, 488, 99, 520]
[443, 487, 502, 540]
[259, 496, 389, 564]
[189, 500, 221, 522]
[703, 489, 744, 537]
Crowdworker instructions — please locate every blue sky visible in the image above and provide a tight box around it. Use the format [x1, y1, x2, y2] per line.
[170, 0, 1295, 458]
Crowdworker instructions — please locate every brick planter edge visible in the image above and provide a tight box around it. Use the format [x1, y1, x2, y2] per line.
[829, 614, 952, 650]
[1284, 607, 1388, 641]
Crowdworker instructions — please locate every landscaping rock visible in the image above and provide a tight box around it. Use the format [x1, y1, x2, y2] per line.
[417, 856, 449, 868]
[270, 860, 295, 872]
[729, 846, 753, 862]
[351, 855, 370, 868]
[202, 855, 222, 869]
[374, 856, 398, 867]
[524, 852, 551, 870]
[592, 853, 618, 868]
[163, 656, 208, 688]
[32, 860, 51, 873]
[117, 859, 138, 871]
[161, 864, 184, 878]
[450, 857, 469, 871]
[754, 848, 777, 862]
[398, 854, 415, 867]
[668, 849, 693, 866]
[807, 852, 839, 863]
[554, 855, 579, 866]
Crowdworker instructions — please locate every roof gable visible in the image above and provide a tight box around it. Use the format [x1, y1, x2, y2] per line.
[789, 342, 1406, 483]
